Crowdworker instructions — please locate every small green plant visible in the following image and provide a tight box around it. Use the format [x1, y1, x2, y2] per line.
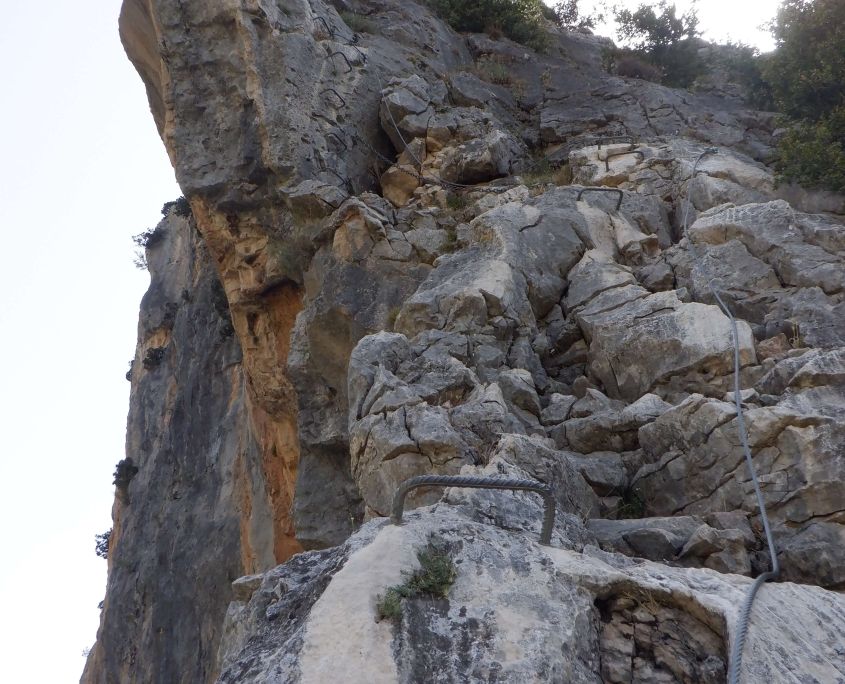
[161, 196, 192, 218]
[113, 458, 139, 491]
[616, 488, 646, 520]
[376, 541, 457, 622]
[95, 529, 112, 559]
[142, 346, 166, 370]
[446, 193, 467, 211]
[442, 226, 459, 253]
[340, 11, 377, 34]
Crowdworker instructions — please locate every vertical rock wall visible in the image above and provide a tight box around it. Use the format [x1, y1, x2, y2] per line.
[82, 211, 289, 683]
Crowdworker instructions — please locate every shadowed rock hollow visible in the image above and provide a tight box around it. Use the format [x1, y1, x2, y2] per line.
[83, 1, 845, 682]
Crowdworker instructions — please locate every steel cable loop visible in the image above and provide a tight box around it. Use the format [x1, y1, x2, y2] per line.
[390, 474, 556, 545]
[372, 70, 515, 194]
[680, 148, 780, 684]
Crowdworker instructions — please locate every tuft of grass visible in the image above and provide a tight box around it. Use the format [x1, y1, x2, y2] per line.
[446, 193, 468, 211]
[376, 541, 456, 622]
[386, 306, 401, 331]
[441, 227, 459, 253]
[477, 61, 511, 85]
[523, 157, 570, 186]
[340, 11, 377, 34]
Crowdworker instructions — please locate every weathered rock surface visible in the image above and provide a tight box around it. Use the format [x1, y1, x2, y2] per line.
[216, 507, 845, 684]
[83, 210, 289, 684]
[90, 0, 845, 680]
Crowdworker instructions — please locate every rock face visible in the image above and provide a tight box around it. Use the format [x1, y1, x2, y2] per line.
[82, 210, 293, 683]
[86, 0, 845, 681]
[216, 507, 845, 684]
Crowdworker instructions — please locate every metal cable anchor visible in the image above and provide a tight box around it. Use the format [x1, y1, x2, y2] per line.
[390, 474, 556, 545]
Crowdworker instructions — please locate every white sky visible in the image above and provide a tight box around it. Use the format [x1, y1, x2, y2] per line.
[0, 1, 179, 681]
[0, 1, 779, 682]
[573, 0, 780, 52]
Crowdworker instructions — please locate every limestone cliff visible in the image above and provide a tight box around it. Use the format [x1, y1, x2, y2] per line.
[84, 1, 845, 682]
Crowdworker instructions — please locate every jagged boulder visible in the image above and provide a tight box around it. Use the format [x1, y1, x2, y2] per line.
[634, 388, 845, 587]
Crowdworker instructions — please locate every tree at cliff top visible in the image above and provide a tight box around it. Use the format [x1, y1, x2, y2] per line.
[765, 0, 845, 192]
[612, 1, 704, 88]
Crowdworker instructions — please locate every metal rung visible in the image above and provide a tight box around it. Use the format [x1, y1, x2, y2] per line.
[390, 474, 556, 545]
[576, 186, 624, 211]
[604, 148, 644, 171]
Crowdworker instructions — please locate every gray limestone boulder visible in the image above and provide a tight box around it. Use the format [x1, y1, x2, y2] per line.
[438, 129, 523, 184]
[634, 392, 845, 587]
[216, 505, 845, 684]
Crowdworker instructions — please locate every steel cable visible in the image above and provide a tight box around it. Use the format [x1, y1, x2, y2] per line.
[680, 148, 780, 684]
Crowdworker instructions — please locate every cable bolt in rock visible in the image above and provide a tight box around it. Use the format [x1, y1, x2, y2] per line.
[390, 475, 556, 545]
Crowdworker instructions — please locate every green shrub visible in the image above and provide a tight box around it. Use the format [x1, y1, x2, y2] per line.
[776, 107, 845, 192]
[427, 0, 551, 52]
[763, 0, 845, 192]
[132, 227, 165, 250]
[142, 346, 166, 370]
[764, 0, 845, 122]
[376, 541, 456, 622]
[616, 489, 646, 519]
[161, 196, 192, 218]
[445, 193, 467, 211]
[614, 51, 663, 82]
[132, 225, 166, 270]
[441, 226, 459, 253]
[546, 0, 600, 29]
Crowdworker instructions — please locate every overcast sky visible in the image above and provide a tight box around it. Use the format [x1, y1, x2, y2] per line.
[0, 1, 780, 681]
[0, 2, 179, 681]
[580, 0, 780, 51]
